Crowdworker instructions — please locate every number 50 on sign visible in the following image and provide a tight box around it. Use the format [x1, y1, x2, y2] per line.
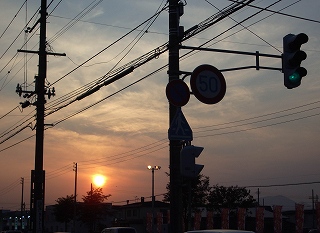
[190, 64, 226, 105]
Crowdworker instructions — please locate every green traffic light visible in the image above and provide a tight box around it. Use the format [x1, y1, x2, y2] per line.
[289, 72, 301, 83]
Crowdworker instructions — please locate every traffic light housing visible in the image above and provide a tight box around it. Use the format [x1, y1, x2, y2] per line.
[180, 145, 204, 178]
[282, 33, 308, 89]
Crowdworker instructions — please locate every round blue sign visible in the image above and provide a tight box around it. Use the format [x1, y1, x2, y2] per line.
[166, 79, 190, 106]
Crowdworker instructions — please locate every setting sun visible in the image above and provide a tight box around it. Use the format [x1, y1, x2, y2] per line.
[92, 174, 106, 187]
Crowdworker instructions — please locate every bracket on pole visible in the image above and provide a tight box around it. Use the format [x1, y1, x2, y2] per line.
[180, 45, 282, 72]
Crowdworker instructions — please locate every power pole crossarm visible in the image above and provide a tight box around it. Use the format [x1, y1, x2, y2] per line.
[17, 49, 66, 57]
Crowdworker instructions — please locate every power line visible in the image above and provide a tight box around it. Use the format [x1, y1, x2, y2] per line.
[1, 0, 318, 158]
[204, 0, 281, 53]
[195, 106, 320, 134]
[48, 5, 168, 87]
[196, 112, 320, 138]
[0, 1, 28, 40]
[44, 1, 259, 120]
[47, 0, 103, 45]
[0, 178, 21, 196]
[227, 0, 320, 24]
[194, 100, 320, 130]
[247, 181, 320, 188]
[46, 100, 320, 172]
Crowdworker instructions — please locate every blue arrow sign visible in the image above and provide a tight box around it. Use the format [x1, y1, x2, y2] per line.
[168, 108, 193, 141]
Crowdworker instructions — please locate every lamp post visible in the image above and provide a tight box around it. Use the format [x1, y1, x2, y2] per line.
[147, 165, 161, 233]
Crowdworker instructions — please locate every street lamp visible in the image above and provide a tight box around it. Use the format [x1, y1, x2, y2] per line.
[147, 165, 161, 233]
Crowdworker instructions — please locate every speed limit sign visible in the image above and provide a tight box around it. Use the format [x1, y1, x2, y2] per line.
[190, 64, 226, 104]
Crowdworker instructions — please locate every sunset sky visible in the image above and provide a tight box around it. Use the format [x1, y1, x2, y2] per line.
[0, 0, 320, 211]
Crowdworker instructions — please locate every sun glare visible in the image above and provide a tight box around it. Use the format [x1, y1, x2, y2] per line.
[93, 174, 106, 187]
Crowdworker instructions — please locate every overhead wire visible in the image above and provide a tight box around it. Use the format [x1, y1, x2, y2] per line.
[204, 0, 281, 53]
[196, 111, 320, 138]
[0, 0, 170, 154]
[47, 0, 103, 45]
[1, 1, 319, 204]
[0, 0, 83, 136]
[79, 138, 168, 165]
[52, 100, 320, 171]
[0, 0, 65, 89]
[42, 7, 170, 124]
[44, 0, 248, 117]
[0, 6, 39, 64]
[181, 0, 285, 62]
[194, 100, 320, 130]
[48, 4, 169, 87]
[0, 0, 65, 90]
[0, 1, 28, 40]
[0, 178, 21, 196]
[0, 99, 319, 190]
[0, 0, 258, 124]
[29, 4, 169, 119]
[0, 5, 40, 85]
[46, 163, 74, 180]
[227, 0, 320, 24]
[0, 0, 316, 153]
[0, 1, 104, 144]
[0, 109, 35, 140]
[46, 0, 275, 123]
[0, 0, 318, 164]
[180, 0, 304, 64]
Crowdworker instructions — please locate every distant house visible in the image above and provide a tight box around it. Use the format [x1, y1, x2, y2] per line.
[283, 208, 318, 233]
[114, 200, 170, 233]
[4, 198, 317, 233]
[43, 200, 170, 233]
[0, 209, 29, 232]
[44, 202, 114, 233]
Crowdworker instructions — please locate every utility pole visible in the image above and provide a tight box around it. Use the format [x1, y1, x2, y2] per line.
[20, 177, 25, 231]
[16, 1, 65, 232]
[309, 189, 319, 229]
[168, 1, 183, 233]
[73, 162, 78, 233]
[31, 1, 47, 232]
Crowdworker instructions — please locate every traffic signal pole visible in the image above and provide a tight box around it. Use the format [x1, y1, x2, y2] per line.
[168, 1, 183, 233]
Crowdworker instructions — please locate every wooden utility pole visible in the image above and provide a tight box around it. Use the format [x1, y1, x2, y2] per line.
[30, 1, 47, 232]
[17, 1, 65, 232]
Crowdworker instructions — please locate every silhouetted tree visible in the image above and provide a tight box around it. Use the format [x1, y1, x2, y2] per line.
[207, 185, 256, 212]
[54, 194, 75, 231]
[163, 173, 256, 230]
[163, 173, 211, 230]
[79, 187, 111, 233]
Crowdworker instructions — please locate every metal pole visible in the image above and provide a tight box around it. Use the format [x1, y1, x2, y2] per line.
[32, 0, 47, 232]
[73, 163, 77, 233]
[21, 177, 24, 230]
[151, 168, 155, 233]
[312, 189, 315, 228]
[168, 1, 182, 233]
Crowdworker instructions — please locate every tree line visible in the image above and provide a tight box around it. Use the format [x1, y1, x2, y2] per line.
[54, 174, 256, 232]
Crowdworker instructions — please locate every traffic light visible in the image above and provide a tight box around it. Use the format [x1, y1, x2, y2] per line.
[282, 33, 308, 89]
[180, 145, 204, 178]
